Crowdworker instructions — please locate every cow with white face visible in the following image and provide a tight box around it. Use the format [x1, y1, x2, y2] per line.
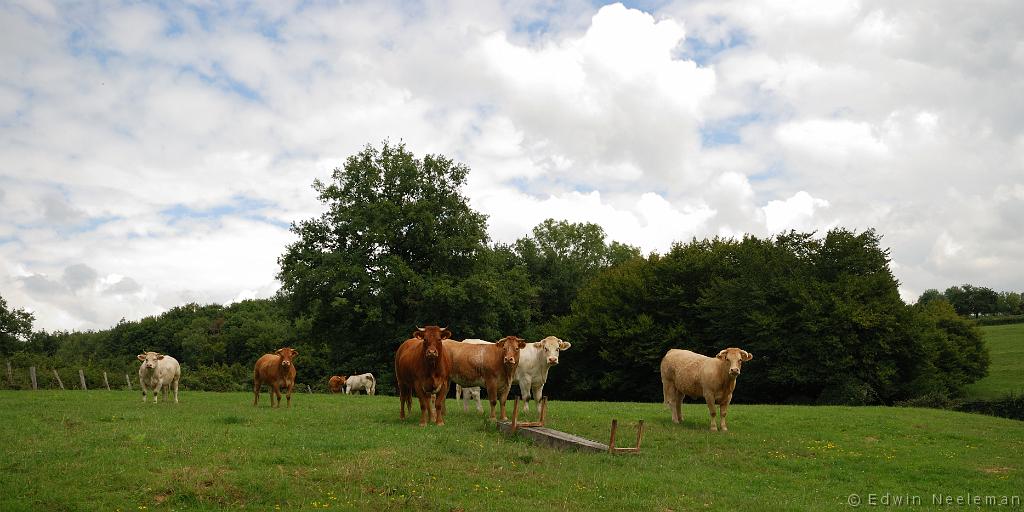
[514, 336, 571, 411]
[137, 351, 181, 404]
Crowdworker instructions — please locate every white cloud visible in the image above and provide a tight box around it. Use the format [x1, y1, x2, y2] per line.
[2, 0, 1024, 330]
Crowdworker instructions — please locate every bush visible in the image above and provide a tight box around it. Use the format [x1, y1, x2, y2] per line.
[957, 393, 1024, 421]
[180, 364, 251, 392]
[973, 315, 1024, 327]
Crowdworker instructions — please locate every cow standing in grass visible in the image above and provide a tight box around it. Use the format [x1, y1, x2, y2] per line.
[395, 326, 452, 426]
[329, 375, 347, 393]
[660, 347, 754, 431]
[514, 336, 571, 411]
[253, 347, 298, 408]
[444, 336, 527, 421]
[345, 373, 376, 395]
[453, 338, 492, 413]
[137, 352, 181, 404]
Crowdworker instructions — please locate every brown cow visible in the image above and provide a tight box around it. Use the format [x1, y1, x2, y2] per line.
[444, 336, 526, 421]
[660, 347, 753, 431]
[253, 347, 298, 408]
[394, 326, 452, 426]
[329, 375, 347, 394]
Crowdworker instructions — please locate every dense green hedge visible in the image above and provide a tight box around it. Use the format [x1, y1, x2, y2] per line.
[972, 315, 1024, 327]
[958, 393, 1024, 421]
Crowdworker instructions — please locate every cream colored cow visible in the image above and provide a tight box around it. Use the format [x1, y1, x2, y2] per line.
[137, 352, 181, 404]
[660, 347, 753, 431]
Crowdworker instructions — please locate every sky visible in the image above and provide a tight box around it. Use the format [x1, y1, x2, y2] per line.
[2, 0, 1023, 332]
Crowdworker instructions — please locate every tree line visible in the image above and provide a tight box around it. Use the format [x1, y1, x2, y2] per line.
[0, 141, 997, 403]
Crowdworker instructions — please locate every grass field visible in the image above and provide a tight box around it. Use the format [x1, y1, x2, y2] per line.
[1, 391, 1021, 511]
[967, 323, 1024, 399]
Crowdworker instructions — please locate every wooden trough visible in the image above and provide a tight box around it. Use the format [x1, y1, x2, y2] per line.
[496, 397, 645, 454]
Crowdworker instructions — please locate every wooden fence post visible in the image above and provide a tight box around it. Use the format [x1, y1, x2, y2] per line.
[29, 366, 38, 390]
[307, 385, 313, 394]
[53, 369, 65, 390]
[79, 369, 87, 390]
[126, 374, 132, 391]
[6, 361, 12, 386]
[103, 372, 110, 390]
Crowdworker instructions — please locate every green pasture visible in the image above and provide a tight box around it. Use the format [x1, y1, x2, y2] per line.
[0, 391, 1021, 511]
[967, 323, 1024, 399]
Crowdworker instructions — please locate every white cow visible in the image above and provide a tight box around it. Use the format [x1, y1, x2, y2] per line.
[454, 383, 483, 412]
[452, 339, 492, 413]
[514, 336, 571, 411]
[345, 373, 376, 395]
[137, 351, 181, 403]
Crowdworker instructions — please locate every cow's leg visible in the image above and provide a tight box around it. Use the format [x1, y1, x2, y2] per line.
[720, 397, 731, 432]
[417, 392, 429, 426]
[532, 383, 544, 415]
[485, 382, 498, 421]
[253, 381, 261, 407]
[499, 381, 514, 421]
[519, 378, 532, 411]
[271, 383, 281, 408]
[664, 382, 682, 424]
[399, 386, 408, 419]
[285, 384, 293, 408]
[474, 388, 482, 413]
[154, 379, 164, 403]
[435, 383, 448, 426]
[140, 379, 147, 402]
[704, 393, 718, 431]
[456, 385, 466, 412]
[173, 377, 180, 403]
[663, 379, 678, 422]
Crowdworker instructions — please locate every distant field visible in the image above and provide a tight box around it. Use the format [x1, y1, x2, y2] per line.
[1, 391, 1021, 511]
[967, 323, 1024, 399]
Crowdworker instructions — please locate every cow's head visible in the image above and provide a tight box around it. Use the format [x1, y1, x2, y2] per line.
[137, 351, 164, 369]
[496, 335, 527, 367]
[275, 347, 298, 367]
[716, 348, 753, 377]
[534, 336, 571, 366]
[414, 326, 451, 360]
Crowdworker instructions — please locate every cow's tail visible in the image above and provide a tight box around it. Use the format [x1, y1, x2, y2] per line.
[367, 374, 376, 395]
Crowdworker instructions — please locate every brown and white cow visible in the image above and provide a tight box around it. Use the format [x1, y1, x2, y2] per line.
[444, 335, 527, 421]
[137, 351, 181, 403]
[253, 347, 298, 408]
[660, 347, 753, 431]
[514, 336, 571, 411]
[329, 375, 347, 394]
[395, 326, 452, 426]
[453, 338, 491, 413]
[345, 373, 376, 395]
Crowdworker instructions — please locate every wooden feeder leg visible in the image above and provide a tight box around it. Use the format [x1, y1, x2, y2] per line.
[539, 396, 548, 425]
[635, 420, 645, 450]
[608, 419, 619, 452]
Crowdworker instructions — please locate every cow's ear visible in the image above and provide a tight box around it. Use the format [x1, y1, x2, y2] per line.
[516, 337, 527, 349]
[558, 341, 571, 351]
[413, 330, 425, 340]
[275, 348, 283, 355]
[495, 337, 506, 347]
[291, 349, 298, 357]
[741, 350, 753, 361]
[441, 328, 452, 339]
[533, 341, 544, 348]
[156, 354, 165, 360]
[716, 349, 729, 360]
[137, 354, 146, 361]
